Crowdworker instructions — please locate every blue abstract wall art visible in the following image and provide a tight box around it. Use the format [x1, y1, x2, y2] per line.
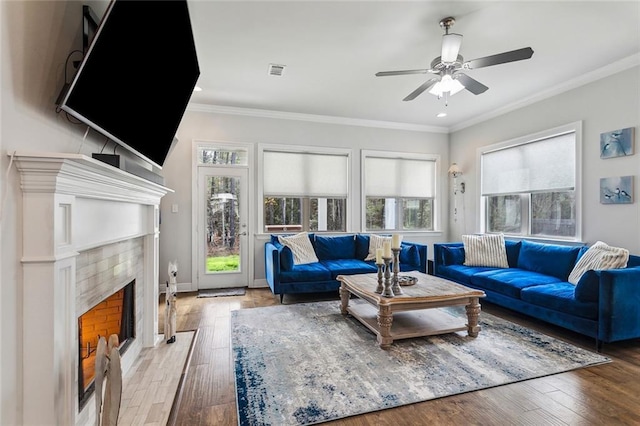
[600, 175, 633, 204]
[600, 127, 634, 159]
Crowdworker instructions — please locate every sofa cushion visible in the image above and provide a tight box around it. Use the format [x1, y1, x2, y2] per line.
[462, 234, 509, 268]
[399, 243, 420, 267]
[279, 262, 332, 283]
[280, 246, 294, 271]
[320, 259, 377, 279]
[314, 235, 356, 260]
[520, 283, 598, 320]
[573, 270, 600, 303]
[568, 241, 629, 284]
[437, 265, 501, 285]
[355, 234, 370, 260]
[505, 240, 522, 268]
[517, 240, 581, 281]
[470, 269, 562, 299]
[278, 232, 319, 265]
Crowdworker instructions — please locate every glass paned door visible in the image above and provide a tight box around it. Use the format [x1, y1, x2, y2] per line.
[197, 167, 248, 289]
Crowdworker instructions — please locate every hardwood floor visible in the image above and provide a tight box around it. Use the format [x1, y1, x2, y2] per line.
[164, 288, 640, 425]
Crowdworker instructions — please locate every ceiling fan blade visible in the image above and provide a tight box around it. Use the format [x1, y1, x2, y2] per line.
[441, 33, 463, 63]
[464, 47, 534, 69]
[375, 69, 430, 77]
[403, 78, 439, 101]
[456, 73, 488, 95]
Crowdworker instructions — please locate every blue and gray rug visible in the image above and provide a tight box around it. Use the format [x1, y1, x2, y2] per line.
[232, 300, 609, 426]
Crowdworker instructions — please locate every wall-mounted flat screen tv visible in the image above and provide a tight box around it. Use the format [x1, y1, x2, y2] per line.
[58, 0, 200, 169]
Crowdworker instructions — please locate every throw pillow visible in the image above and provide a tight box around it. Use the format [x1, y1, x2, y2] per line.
[568, 241, 629, 284]
[462, 233, 508, 268]
[442, 246, 465, 265]
[364, 234, 391, 261]
[278, 232, 318, 265]
[399, 243, 420, 267]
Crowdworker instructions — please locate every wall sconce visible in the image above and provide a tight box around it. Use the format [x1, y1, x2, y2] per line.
[448, 163, 465, 195]
[448, 163, 465, 222]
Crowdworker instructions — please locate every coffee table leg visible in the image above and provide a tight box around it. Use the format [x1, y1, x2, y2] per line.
[339, 283, 350, 315]
[377, 304, 393, 349]
[466, 297, 481, 337]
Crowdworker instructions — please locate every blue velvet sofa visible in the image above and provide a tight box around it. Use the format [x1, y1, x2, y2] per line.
[265, 234, 428, 302]
[434, 240, 640, 347]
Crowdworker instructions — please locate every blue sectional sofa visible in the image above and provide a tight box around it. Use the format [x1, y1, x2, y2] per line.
[434, 239, 640, 348]
[265, 234, 427, 302]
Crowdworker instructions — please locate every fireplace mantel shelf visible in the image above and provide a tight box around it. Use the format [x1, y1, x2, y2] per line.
[13, 151, 173, 204]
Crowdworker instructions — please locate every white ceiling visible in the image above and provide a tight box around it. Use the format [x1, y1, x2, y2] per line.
[187, 1, 640, 132]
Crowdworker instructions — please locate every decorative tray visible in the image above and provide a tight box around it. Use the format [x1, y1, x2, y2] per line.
[397, 275, 417, 286]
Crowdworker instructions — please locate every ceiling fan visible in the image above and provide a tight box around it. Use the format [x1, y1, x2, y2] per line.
[376, 17, 534, 104]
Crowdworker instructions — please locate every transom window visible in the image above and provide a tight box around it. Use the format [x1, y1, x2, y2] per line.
[261, 147, 350, 233]
[480, 123, 581, 240]
[362, 151, 437, 231]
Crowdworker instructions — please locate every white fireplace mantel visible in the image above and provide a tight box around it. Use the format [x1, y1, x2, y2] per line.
[14, 152, 173, 425]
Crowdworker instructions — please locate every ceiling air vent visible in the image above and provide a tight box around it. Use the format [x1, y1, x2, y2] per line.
[268, 63, 286, 77]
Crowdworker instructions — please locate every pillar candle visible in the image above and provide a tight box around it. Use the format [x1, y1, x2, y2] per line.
[383, 240, 392, 258]
[392, 234, 403, 249]
[375, 248, 383, 264]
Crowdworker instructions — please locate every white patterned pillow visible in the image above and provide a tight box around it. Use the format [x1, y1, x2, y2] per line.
[278, 232, 318, 265]
[462, 233, 508, 268]
[364, 234, 391, 261]
[568, 241, 629, 284]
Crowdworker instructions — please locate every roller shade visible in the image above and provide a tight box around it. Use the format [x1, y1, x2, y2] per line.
[365, 157, 435, 198]
[482, 132, 575, 196]
[263, 151, 348, 197]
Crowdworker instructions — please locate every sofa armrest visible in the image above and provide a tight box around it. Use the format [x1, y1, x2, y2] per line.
[598, 267, 640, 343]
[264, 242, 282, 294]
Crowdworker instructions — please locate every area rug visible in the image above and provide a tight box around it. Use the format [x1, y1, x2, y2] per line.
[197, 287, 246, 298]
[232, 300, 609, 426]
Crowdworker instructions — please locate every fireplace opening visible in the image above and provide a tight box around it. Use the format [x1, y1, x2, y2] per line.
[78, 280, 135, 408]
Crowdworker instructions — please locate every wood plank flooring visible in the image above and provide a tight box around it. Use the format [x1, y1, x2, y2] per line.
[164, 288, 640, 425]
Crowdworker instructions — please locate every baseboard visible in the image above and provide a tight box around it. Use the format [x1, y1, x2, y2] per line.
[160, 281, 266, 292]
[251, 279, 268, 288]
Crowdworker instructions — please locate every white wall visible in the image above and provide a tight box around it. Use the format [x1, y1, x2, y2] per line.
[1, 1, 109, 423]
[159, 111, 450, 286]
[449, 66, 640, 252]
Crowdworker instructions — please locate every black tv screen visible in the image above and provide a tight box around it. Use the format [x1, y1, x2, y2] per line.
[59, 0, 200, 169]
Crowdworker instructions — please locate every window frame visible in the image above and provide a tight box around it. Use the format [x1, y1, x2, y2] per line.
[477, 122, 583, 241]
[361, 150, 441, 233]
[258, 143, 352, 234]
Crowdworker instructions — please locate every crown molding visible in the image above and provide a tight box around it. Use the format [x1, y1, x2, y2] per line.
[449, 53, 640, 133]
[187, 54, 639, 136]
[186, 103, 449, 134]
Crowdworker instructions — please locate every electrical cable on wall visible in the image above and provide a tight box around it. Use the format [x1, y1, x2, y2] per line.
[0, 151, 16, 223]
[77, 125, 91, 154]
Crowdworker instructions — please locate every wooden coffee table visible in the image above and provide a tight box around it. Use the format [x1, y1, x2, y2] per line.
[338, 270, 486, 349]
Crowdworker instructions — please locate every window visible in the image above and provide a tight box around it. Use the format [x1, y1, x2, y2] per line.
[261, 147, 350, 232]
[197, 146, 248, 165]
[363, 152, 437, 231]
[481, 123, 580, 240]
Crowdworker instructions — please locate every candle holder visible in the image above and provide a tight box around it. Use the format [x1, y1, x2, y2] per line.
[391, 247, 403, 295]
[382, 256, 394, 297]
[375, 262, 384, 294]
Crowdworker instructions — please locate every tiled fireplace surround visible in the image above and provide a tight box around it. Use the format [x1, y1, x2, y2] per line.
[15, 153, 171, 425]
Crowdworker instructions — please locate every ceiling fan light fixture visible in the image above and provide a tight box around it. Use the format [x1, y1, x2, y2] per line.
[441, 33, 463, 63]
[429, 74, 465, 98]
